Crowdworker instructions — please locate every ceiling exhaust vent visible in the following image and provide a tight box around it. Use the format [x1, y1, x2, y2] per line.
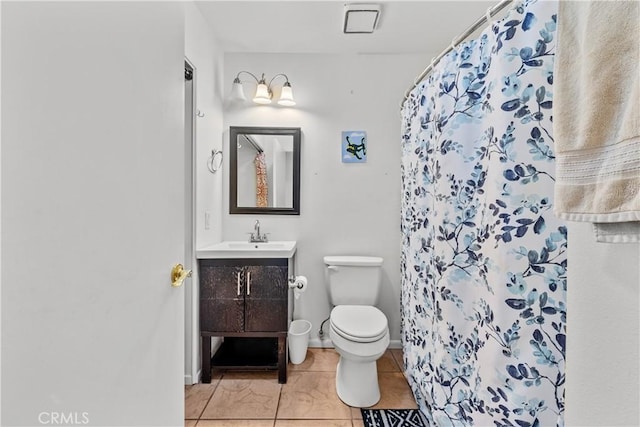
[343, 4, 381, 34]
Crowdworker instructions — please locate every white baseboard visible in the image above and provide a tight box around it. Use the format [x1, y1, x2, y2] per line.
[185, 368, 203, 385]
[186, 337, 222, 385]
[308, 338, 402, 349]
[308, 337, 334, 348]
[388, 339, 402, 349]
[184, 373, 195, 385]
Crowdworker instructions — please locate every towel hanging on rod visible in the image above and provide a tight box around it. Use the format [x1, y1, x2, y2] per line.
[400, 0, 515, 108]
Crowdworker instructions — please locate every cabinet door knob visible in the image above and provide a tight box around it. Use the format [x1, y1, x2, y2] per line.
[237, 271, 241, 296]
[247, 271, 251, 296]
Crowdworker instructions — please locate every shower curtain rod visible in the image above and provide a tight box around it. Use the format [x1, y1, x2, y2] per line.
[241, 134, 264, 153]
[401, 0, 514, 107]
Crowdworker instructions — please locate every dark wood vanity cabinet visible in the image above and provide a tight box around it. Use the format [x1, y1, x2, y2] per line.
[199, 258, 289, 383]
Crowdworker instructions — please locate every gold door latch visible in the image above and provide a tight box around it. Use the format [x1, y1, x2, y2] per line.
[171, 264, 192, 288]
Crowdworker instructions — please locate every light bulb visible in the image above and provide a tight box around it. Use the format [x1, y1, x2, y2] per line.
[277, 82, 296, 106]
[253, 82, 272, 104]
[230, 77, 246, 102]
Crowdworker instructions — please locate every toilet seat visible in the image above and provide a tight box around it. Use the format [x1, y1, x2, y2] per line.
[330, 305, 388, 343]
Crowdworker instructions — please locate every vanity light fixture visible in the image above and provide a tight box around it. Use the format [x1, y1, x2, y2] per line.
[230, 71, 296, 106]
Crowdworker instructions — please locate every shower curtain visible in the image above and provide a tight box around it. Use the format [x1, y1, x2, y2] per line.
[400, 1, 566, 426]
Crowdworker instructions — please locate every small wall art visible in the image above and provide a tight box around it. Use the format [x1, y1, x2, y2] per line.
[341, 131, 367, 163]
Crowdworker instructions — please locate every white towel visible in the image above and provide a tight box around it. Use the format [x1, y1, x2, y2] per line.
[553, 0, 640, 243]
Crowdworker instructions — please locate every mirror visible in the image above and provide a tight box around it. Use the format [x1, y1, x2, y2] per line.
[230, 126, 301, 215]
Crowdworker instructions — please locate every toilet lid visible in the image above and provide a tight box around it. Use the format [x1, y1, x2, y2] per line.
[330, 305, 388, 343]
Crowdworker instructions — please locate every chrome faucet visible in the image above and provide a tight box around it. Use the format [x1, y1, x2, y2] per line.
[249, 220, 268, 243]
[254, 220, 261, 239]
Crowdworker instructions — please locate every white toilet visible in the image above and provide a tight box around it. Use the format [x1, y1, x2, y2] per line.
[324, 255, 390, 407]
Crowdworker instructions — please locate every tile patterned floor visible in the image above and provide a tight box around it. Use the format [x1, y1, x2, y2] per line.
[185, 347, 417, 427]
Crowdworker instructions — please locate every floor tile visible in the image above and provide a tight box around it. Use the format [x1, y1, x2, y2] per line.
[196, 420, 274, 427]
[289, 348, 340, 372]
[349, 372, 417, 418]
[370, 372, 418, 409]
[351, 406, 363, 420]
[185, 383, 218, 420]
[275, 420, 352, 427]
[377, 350, 401, 372]
[187, 347, 416, 426]
[201, 379, 281, 419]
[390, 349, 405, 371]
[277, 371, 351, 419]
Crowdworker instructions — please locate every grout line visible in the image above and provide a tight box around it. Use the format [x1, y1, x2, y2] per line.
[196, 376, 221, 421]
[390, 348, 405, 371]
[273, 374, 284, 423]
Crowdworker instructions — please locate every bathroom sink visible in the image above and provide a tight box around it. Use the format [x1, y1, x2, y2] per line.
[196, 241, 297, 259]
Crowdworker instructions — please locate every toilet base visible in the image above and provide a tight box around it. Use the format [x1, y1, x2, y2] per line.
[335, 356, 381, 407]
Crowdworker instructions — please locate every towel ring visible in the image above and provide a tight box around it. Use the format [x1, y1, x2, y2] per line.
[207, 149, 223, 173]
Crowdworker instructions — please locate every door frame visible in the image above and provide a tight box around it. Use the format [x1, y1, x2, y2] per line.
[184, 57, 199, 385]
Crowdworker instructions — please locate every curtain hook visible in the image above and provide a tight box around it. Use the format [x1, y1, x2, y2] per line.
[485, 7, 493, 24]
[416, 58, 437, 85]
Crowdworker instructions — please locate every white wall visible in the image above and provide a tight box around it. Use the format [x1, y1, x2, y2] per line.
[184, 2, 224, 385]
[222, 53, 430, 347]
[565, 222, 639, 426]
[186, 3, 224, 249]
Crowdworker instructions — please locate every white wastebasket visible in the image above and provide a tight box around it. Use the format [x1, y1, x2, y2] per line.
[288, 319, 312, 364]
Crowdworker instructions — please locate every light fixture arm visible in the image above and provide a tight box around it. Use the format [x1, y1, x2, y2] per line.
[267, 73, 291, 90]
[233, 70, 262, 85]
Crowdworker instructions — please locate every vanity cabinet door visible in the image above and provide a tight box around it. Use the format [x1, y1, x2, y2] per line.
[199, 258, 290, 384]
[199, 264, 245, 332]
[244, 264, 288, 332]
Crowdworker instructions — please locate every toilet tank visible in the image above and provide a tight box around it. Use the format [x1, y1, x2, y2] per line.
[324, 256, 383, 306]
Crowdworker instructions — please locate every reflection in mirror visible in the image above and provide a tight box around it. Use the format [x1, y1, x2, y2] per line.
[230, 127, 301, 215]
[237, 134, 294, 208]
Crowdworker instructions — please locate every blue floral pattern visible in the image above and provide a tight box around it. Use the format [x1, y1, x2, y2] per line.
[400, 1, 565, 426]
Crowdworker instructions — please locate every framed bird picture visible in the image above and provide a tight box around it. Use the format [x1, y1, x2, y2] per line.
[341, 131, 367, 163]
